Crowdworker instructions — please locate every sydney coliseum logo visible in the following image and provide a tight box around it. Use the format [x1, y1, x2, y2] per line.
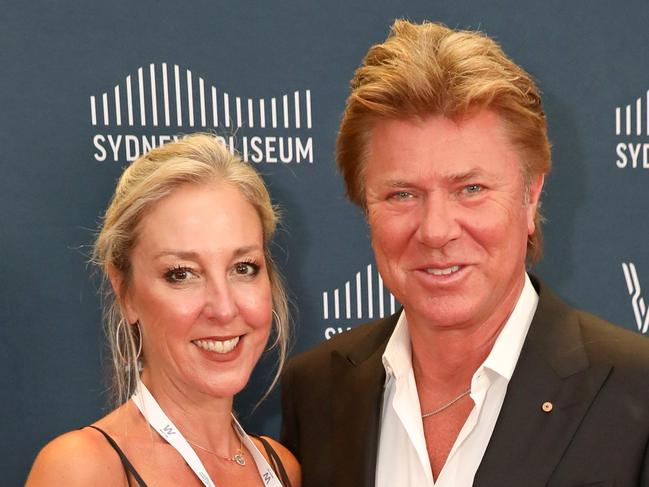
[89, 62, 313, 164]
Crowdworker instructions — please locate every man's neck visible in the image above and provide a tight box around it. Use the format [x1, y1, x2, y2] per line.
[408, 273, 526, 387]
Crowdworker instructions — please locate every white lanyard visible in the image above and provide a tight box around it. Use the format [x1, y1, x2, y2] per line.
[131, 380, 284, 487]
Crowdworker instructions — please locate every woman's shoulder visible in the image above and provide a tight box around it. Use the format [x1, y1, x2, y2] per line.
[26, 423, 129, 486]
[255, 435, 301, 487]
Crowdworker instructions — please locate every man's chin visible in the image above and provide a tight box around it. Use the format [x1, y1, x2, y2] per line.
[405, 301, 481, 331]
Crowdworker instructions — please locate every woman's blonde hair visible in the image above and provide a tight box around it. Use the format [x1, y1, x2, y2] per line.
[337, 20, 552, 263]
[91, 133, 289, 405]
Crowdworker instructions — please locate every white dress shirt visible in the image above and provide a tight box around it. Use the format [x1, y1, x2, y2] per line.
[376, 274, 539, 487]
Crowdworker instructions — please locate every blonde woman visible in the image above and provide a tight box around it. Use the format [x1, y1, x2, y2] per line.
[27, 134, 300, 487]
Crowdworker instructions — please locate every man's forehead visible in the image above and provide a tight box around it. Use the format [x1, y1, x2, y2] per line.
[365, 110, 523, 178]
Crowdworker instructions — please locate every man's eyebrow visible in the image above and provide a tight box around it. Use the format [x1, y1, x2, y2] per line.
[447, 168, 487, 183]
[383, 179, 414, 188]
[381, 169, 488, 187]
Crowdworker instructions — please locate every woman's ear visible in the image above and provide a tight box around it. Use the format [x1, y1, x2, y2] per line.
[107, 264, 138, 324]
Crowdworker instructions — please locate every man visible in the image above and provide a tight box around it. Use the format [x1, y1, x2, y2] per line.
[281, 20, 649, 487]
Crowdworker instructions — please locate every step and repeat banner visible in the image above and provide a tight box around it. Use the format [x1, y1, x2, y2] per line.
[3, 1, 649, 483]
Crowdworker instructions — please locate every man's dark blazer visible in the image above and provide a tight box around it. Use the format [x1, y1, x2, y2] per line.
[281, 277, 649, 487]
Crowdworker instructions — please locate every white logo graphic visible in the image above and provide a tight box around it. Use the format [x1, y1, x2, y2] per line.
[622, 262, 649, 333]
[322, 263, 400, 339]
[615, 90, 649, 169]
[89, 62, 313, 164]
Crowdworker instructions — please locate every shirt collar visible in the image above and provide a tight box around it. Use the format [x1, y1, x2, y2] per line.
[382, 310, 411, 380]
[382, 273, 539, 382]
[482, 273, 538, 380]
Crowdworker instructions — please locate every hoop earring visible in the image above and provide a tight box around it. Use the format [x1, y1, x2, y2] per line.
[134, 321, 143, 360]
[268, 310, 281, 349]
[115, 318, 129, 364]
[115, 319, 142, 363]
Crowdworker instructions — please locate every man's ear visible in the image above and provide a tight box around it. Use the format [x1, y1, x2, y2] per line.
[107, 264, 137, 324]
[526, 174, 545, 235]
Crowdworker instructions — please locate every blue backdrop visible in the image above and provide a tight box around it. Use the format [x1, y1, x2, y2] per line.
[3, 1, 649, 484]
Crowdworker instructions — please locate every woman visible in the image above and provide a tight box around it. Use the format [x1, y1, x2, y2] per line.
[27, 134, 300, 486]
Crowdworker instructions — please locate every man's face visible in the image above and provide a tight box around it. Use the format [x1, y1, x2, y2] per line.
[364, 109, 543, 333]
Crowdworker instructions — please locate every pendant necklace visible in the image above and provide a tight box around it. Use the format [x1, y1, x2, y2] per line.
[186, 427, 246, 466]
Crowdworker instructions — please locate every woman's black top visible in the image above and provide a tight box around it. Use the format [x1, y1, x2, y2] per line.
[86, 425, 293, 487]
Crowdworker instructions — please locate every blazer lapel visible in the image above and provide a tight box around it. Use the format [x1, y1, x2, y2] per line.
[330, 315, 398, 487]
[474, 280, 612, 487]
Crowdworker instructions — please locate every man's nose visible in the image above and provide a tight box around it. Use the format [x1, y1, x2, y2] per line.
[415, 194, 462, 248]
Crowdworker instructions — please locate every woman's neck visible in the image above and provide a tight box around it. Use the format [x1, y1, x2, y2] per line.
[138, 370, 238, 454]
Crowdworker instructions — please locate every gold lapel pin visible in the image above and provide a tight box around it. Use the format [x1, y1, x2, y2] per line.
[542, 401, 553, 413]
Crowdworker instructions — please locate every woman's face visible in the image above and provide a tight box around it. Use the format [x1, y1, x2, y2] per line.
[120, 182, 272, 400]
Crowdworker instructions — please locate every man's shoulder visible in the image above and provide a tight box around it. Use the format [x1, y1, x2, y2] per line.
[535, 278, 649, 370]
[285, 314, 398, 374]
[575, 307, 649, 364]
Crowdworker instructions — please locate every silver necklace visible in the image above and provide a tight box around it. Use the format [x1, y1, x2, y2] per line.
[421, 388, 471, 418]
[186, 432, 246, 466]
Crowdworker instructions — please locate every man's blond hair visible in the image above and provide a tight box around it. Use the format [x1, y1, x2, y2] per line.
[336, 20, 551, 263]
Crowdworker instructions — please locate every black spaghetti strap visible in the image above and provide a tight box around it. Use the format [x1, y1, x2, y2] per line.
[254, 435, 293, 487]
[87, 425, 148, 487]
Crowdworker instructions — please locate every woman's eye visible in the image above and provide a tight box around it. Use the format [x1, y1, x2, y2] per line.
[164, 266, 194, 283]
[234, 262, 259, 277]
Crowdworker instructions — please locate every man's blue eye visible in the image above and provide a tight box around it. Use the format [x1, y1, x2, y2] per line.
[465, 184, 482, 194]
[391, 191, 412, 200]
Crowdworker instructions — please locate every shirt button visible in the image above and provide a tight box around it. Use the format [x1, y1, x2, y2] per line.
[542, 401, 553, 413]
